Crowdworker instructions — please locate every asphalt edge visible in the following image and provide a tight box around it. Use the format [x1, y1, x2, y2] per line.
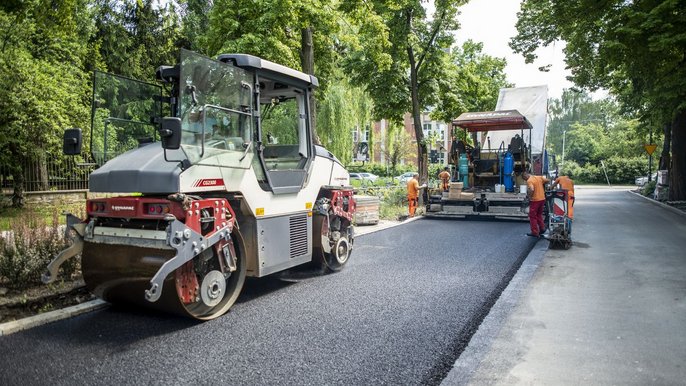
[627, 190, 686, 218]
[440, 238, 549, 386]
[354, 215, 421, 236]
[0, 299, 108, 336]
[0, 217, 416, 337]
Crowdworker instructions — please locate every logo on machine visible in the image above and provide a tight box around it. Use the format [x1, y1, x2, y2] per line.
[112, 205, 134, 211]
[192, 178, 225, 188]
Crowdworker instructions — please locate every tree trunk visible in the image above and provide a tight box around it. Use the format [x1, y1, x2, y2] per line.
[34, 151, 49, 191]
[659, 122, 671, 171]
[300, 27, 320, 145]
[11, 166, 25, 208]
[669, 109, 686, 201]
[408, 50, 427, 183]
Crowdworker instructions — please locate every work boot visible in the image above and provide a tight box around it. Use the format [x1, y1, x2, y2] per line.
[526, 233, 539, 238]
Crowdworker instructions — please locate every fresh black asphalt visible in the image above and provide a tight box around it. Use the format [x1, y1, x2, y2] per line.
[0, 218, 536, 385]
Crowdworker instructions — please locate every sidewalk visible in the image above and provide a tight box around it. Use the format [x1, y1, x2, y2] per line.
[444, 186, 686, 385]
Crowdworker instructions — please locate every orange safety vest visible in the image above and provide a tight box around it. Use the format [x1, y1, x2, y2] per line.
[407, 179, 420, 199]
[526, 175, 549, 202]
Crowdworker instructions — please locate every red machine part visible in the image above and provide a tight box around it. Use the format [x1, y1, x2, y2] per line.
[86, 196, 236, 234]
[181, 198, 235, 235]
[327, 189, 356, 221]
[87, 197, 186, 220]
[176, 261, 199, 304]
[552, 190, 568, 216]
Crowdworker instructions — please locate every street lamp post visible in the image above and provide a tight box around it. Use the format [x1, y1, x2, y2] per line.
[561, 130, 566, 169]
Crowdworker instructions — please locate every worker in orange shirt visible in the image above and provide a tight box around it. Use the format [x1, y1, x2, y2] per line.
[438, 167, 451, 191]
[522, 170, 550, 237]
[553, 175, 575, 219]
[406, 173, 426, 217]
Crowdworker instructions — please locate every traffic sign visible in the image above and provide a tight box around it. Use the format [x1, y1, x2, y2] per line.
[643, 144, 657, 155]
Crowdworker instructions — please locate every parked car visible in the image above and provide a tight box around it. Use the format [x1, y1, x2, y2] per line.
[350, 172, 379, 183]
[395, 172, 415, 184]
[635, 172, 657, 186]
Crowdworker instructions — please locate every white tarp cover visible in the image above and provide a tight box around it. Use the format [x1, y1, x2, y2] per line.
[486, 85, 548, 154]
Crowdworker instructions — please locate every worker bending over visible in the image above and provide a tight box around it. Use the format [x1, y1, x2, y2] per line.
[438, 167, 451, 191]
[406, 173, 426, 217]
[522, 171, 549, 237]
[553, 175, 575, 219]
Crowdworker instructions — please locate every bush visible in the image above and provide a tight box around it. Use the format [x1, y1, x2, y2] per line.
[0, 211, 78, 289]
[563, 157, 647, 184]
[641, 180, 656, 197]
[349, 162, 420, 178]
[603, 156, 647, 184]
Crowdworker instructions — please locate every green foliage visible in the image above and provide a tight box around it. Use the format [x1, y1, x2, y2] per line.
[432, 40, 512, 123]
[548, 90, 652, 184]
[641, 180, 657, 197]
[202, 0, 339, 87]
[380, 123, 416, 174]
[562, 157, 647, 184]
[0, 212, 77, 289]
[317, 72, 373, 163]
[0, 1, 92, 203]
[91, 0, 182, 79]
[512, 0, 686, 199]
[341, 0, 466, 181]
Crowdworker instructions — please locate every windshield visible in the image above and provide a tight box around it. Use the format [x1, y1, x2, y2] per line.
[91, 71, 162, 165]
[178, 49, 254, 166]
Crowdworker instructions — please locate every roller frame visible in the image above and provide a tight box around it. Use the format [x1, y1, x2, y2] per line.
[42, 219, 86, 284]
[144, 218, 233, 302]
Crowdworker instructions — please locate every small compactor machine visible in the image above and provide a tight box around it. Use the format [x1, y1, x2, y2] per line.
[43, 49, 356, 320]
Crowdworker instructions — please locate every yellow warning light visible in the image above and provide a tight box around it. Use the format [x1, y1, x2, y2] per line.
[256, 208, 265, 216]
[305, 202, 313, 209]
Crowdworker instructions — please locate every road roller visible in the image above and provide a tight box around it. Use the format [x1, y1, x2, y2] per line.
[43, 49, 356, 320]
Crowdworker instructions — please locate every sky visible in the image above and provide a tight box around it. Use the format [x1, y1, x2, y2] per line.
[454, 0, 573, 100]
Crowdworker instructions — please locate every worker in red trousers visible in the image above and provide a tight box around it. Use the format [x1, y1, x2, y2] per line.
[522, 170, 550, 237]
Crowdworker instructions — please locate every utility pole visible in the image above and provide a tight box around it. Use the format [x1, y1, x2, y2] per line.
[649, 128, 653, 182]
[561, 130, 566, 168]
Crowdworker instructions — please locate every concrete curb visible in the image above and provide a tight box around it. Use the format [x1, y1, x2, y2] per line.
[0, 299, 108, 336]
[627, 190, 686, 218]
[354, 216, 422, 237]
[441, 239, 549, 385]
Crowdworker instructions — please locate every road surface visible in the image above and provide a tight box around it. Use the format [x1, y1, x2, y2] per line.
[0, 218, 536, 385]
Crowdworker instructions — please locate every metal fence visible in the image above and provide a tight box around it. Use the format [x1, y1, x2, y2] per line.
[1, 156, 96, 193]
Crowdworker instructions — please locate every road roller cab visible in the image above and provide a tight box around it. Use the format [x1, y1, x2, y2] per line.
[44, 49, 356, 320]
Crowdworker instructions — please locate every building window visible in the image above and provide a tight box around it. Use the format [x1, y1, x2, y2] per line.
[438, 123, 446, 140]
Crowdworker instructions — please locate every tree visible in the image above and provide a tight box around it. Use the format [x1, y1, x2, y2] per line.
[90, 0, 181, 80]
[202, 0, 341, 144]
[341, 0, 466, 183]
[381, 124, 416, 173]
[431, 40, 512, 124]
[0, 0, 92, 206]
[511, 0, 686, 200]
[316, 71, 374, 163]
[546, 90, 616, 157]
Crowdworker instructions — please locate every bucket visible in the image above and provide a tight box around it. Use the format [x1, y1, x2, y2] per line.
[519, 184, 527, 194]
[494, 184, 502, 193]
